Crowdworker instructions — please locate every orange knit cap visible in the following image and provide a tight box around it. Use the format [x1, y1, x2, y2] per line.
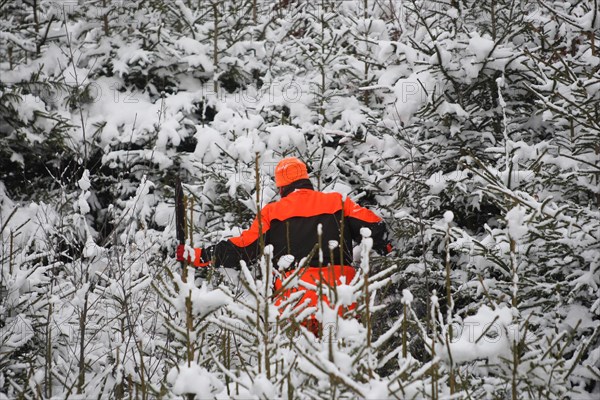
[274, 157, 309, 187]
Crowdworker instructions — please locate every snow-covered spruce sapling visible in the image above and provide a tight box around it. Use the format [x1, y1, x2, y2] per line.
[154, 262, 229, 398]
[0, 212, 54, 398]
[98, 220, 171, 398]
[434, 147, 599, 397]
[289, 234, 401, 398]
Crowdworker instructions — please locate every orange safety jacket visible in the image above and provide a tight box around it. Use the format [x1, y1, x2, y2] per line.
[191, 179, 390, 269]
[189, 179, 390, 315]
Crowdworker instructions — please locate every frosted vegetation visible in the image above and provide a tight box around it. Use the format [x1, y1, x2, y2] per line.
[1, 1, 598, 399]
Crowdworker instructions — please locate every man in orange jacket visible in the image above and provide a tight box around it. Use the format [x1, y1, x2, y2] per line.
[176, 157, 391, 328]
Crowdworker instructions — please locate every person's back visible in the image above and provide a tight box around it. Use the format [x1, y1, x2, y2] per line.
[178, 158, 390, 270]
[176, 157, 391, 335]
[263, 187, 387, 269]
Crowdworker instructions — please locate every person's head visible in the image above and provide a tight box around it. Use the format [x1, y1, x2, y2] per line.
[274, 157, 309, 195]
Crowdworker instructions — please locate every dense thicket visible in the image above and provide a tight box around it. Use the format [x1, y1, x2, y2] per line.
[1, 1, 598, 398]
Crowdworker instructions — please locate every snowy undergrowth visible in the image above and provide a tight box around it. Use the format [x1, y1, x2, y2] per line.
[1, 0, 599, 398]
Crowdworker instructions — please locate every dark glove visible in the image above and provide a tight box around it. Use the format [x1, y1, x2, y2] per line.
[176, 244, 211, 267]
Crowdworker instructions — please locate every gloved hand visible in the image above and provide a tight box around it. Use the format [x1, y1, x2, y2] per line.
[385, 243, 393, 254]
[176, 244, 186, 261]
[175, 244, 211, 267]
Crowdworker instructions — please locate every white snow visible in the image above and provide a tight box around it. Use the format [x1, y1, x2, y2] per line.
[468, 33, 495, 62]
[277, 254, 295, 270]
[2, 2, 598, 399]
[443, 305, 514, 364]
[401, 289, 414, 305]
[266, 125, 306, 152]
[392, 71, 433, 124]
[250, 374, 276, 399]
[443, 211, 454, 224]
[78, 169, 91, 191]
[506, 205, 528, 241]
[166, 363, 223, 398]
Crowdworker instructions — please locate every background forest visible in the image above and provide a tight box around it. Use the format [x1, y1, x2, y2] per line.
[1, 0, 599, 398]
